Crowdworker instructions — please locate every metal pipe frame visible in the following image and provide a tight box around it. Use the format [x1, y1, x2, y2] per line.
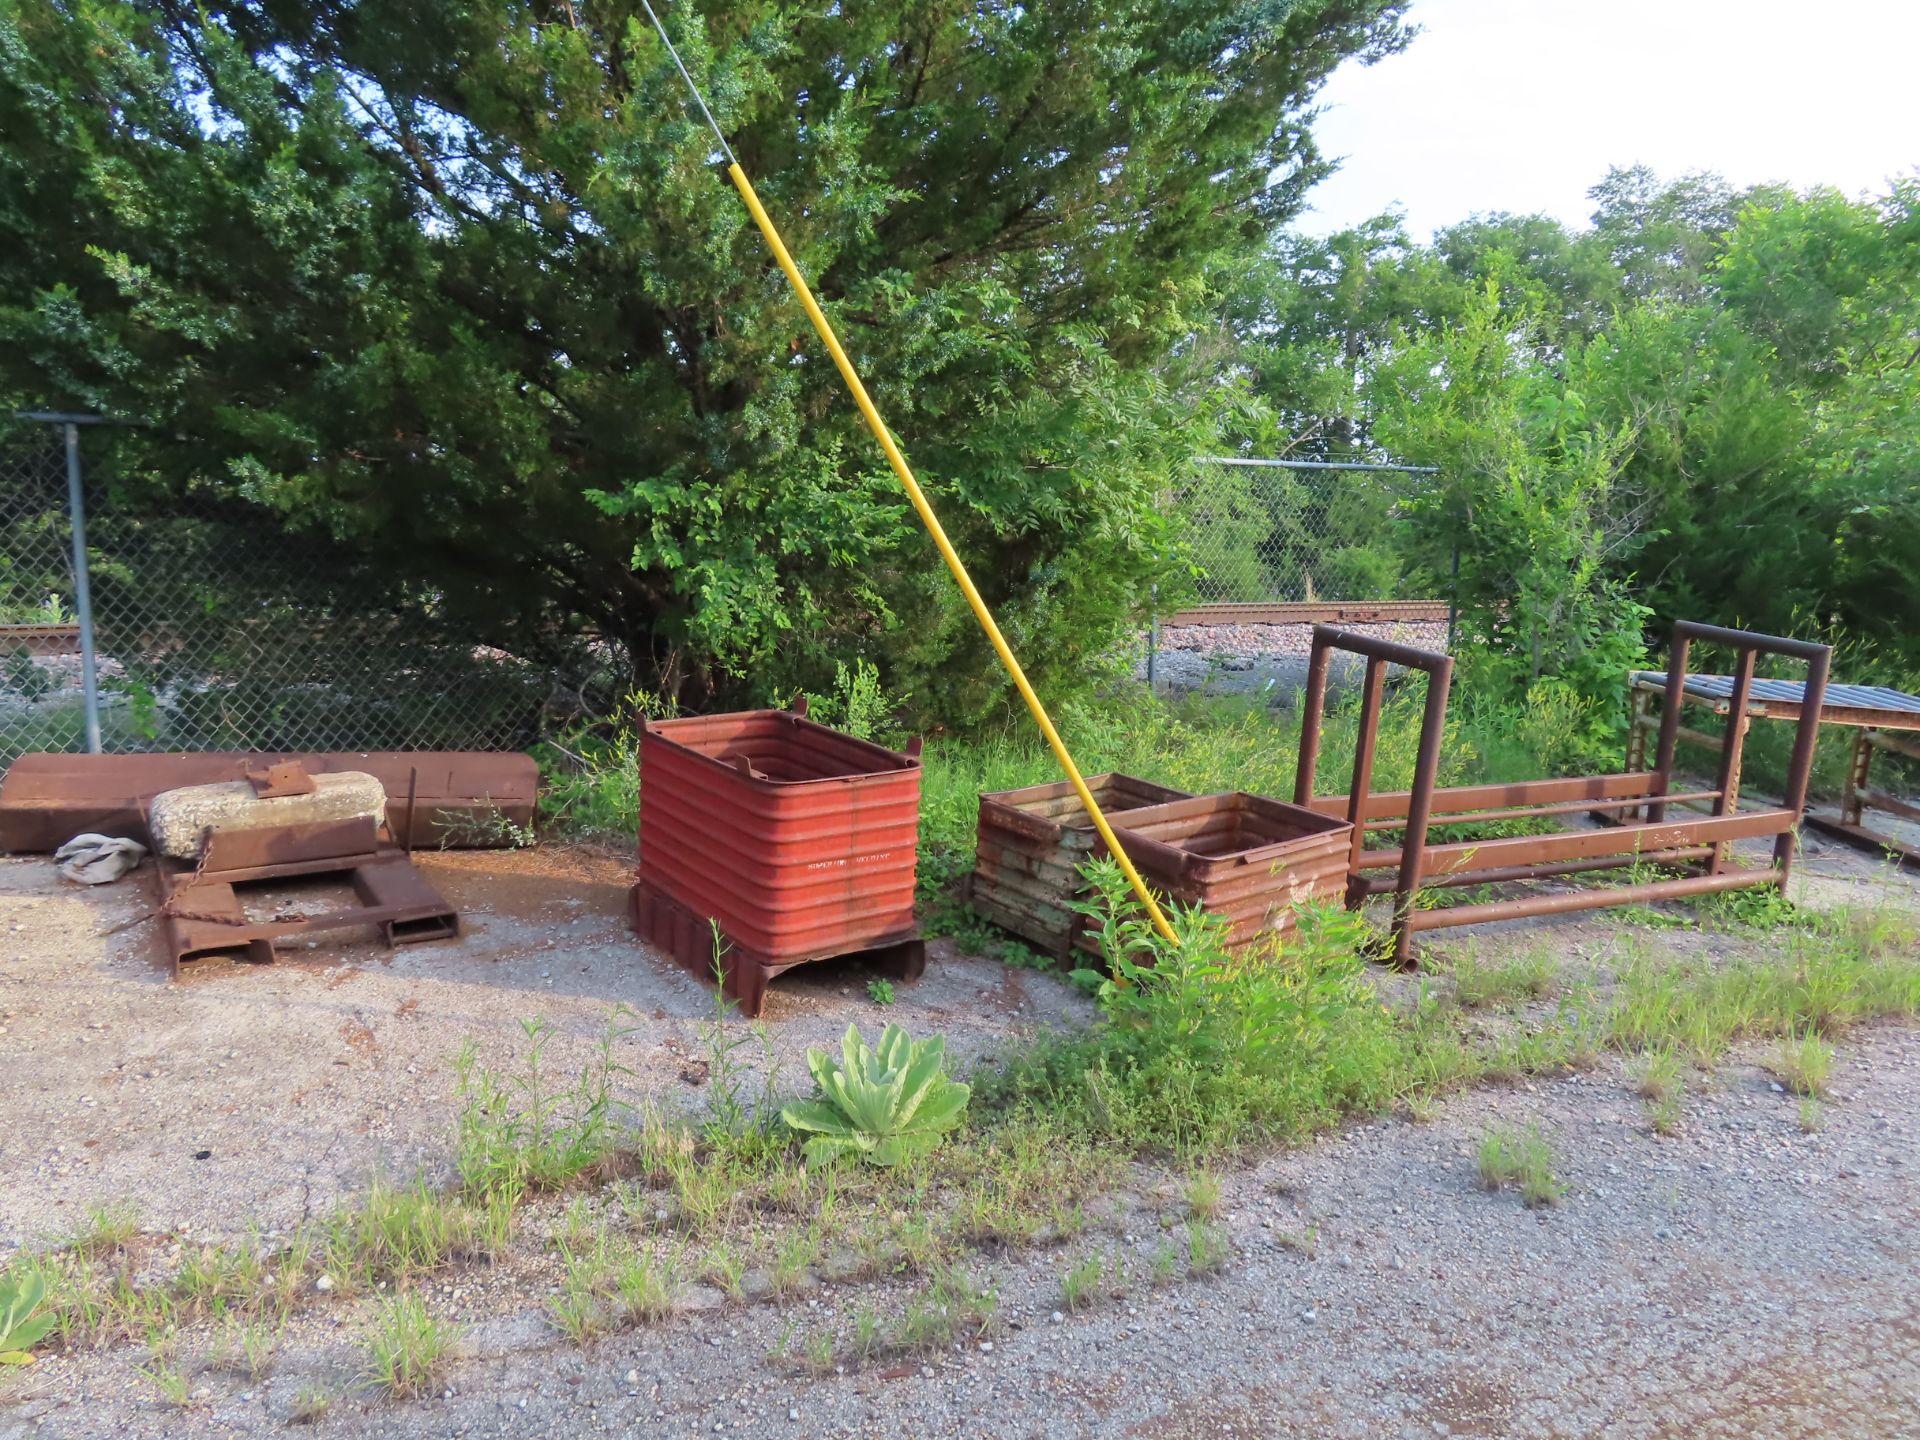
[1294, 625, 1452, 966]
[62, 423, 102, 753]
[1350, 845, 1715, 894]
[1635, 679, 1918, 871]
[1401, 866, 1777, 932]
[1642, 621, 1830, 885]
[1297, 620, 1832, 965]
[1304, 770, 1668, 824]
[1804, 728, 1920, 870]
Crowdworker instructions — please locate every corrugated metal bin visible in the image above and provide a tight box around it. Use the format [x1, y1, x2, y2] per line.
[969, 773, 1191, 958]
[1101, 792, 1353, 954]
[630, 701, 924, 1016]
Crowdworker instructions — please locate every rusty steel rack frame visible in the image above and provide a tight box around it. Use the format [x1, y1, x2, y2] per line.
[153, 814, 460, 975]
[1623, 670, 1920, 870]
[1296, 622, 1832, 964]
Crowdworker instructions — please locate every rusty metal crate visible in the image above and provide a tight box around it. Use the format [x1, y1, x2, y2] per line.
[633, 700, 923, 1016]
[1100, 792, 1353, 953]
[968, 773, 1191, 959]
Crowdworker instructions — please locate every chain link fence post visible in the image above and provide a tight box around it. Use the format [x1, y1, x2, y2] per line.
[61, 421, 102, 752]
[1, 426, 93, 772]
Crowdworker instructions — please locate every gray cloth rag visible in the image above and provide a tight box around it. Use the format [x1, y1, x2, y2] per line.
[54, 833, 148, 885]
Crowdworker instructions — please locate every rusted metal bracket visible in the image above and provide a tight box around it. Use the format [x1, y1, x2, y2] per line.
[152, 816, 459, 975]
[243, 760, 318, 798]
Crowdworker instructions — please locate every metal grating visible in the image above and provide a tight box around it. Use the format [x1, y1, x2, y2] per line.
[1634, 672, 1920, 717]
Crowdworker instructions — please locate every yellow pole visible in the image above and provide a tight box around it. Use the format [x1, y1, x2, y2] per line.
[726, 163, 1178, 946]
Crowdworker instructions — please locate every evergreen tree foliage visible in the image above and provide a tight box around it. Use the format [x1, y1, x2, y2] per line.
[0, 0, 1407, 722]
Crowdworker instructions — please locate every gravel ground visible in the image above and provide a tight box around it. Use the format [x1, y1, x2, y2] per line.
[1139, 620, 1450, 699]
[0, 845, 1086, 1241]
[2, 839, 1919, 1438]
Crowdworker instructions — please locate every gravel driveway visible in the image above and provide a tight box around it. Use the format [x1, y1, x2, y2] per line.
[1140, 620, 1451, 699]
[2, 840, 1917, 1439]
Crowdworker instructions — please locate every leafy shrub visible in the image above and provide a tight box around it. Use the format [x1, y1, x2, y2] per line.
[986, 858, 1412, 1156]
[781, 1024, 971, 1167]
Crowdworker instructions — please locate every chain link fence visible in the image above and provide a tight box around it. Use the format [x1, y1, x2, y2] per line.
[1170, 458, 1442, 607]
[1, 424, 565, 779]
[0, 442, 90, 765]
[1149, 458, 1452, 695]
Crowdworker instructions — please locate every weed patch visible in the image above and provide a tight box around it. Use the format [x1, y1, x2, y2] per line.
[360, 1293, 464, 1398]
[1477, 1125, 1565, 1208]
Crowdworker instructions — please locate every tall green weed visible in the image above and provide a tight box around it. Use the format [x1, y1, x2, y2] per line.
[982, 858, 1414, 1156]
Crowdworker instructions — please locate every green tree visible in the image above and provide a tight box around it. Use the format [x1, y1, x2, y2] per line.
[1233, 168, 1920, 678]
[1369, 281, 1647, 748]
[0, 0, 1409, 725]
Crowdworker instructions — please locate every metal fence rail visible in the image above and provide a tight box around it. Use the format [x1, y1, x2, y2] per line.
[2, 420, 554, 779]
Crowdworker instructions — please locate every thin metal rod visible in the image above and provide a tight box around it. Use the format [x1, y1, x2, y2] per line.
[1708, 646, 1756, 874]
[1194, 457, 1439, 474]
[1346, 658, 1386, 882]
[63, 423, 102, 754]
[637, 0, 738, 165]
[1403, 866, 1777, 932]
[1145, 588, 1158, 694]
[1646, 631, 1692, 824]
[1352, 846, 1715, 894]
[726, 162, 1177, 943]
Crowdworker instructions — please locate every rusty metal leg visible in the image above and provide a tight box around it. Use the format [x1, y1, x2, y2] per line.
[1390, 657, 1454, 969]
[1622, 688, 1652, 822]
[1625, 688, 1650, 773]
[1841, 729, 1874, 828]
[1772, 643, 1830, 885]
[1646, 631, 1692, 825]
[1346, 659, 1386, 883]
[1293, 633, 1334, 806]
[1708, 649, 1756, 876]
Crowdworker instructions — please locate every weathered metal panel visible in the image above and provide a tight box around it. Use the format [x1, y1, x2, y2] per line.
[969, 773, 1191, 957]
[1099, 792, 1354, 953]
[0, 750, 537, 853]
[1633, 671, 1920, 719]
[636, 707, 922, 966]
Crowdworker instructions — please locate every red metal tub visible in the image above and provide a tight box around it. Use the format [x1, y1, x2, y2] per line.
[630, 700, 924, 1015]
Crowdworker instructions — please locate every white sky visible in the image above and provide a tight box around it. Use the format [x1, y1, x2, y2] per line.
[1299, 0, 1920, 239]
